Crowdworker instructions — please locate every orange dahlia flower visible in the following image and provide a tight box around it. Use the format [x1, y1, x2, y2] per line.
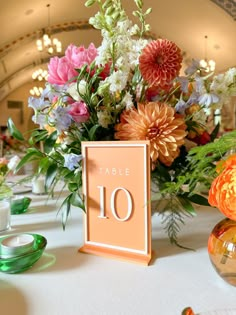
[115, 102, 187, 166]
[215, 154, 236, 173]
[208, 165, 236, 220]
[139, 39, 182, 89]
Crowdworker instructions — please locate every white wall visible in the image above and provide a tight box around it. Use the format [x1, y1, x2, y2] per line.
[0, 81, 45, 135]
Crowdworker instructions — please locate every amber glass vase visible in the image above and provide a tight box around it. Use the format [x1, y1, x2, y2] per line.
[208, 218, 236, 286]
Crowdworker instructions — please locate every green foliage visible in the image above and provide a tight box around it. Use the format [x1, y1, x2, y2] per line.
[44, 131, 58, 153]
[150, 129, 236, 246]
[7, 118, 25, 141]
[14, 149, 44, 173]
[152, 129, 236, 246]
[158, 196, 194, 249]
[7, 117, 84, 228]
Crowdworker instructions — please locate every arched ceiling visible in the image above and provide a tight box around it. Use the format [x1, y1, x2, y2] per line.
[1, 0, 236, 102]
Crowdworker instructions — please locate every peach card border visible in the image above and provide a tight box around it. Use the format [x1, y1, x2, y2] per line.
[81, 141, 151, 258]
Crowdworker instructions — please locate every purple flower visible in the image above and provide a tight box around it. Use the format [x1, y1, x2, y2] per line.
[32, 113, 47, 128]
[175, 99, 188, 114]
[195, 77, 205, 93]
[177, 77, 189, 94]
[50, 107, 72, 132]
[187, 91, 199, 105]
[28, 96, 50, 111]
[64, 153, 82, 171]
[185, 59, 200, 76]
[198, 93, 219, 107]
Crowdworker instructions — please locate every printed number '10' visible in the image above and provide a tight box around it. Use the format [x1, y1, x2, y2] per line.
[97, 186, 133, 222]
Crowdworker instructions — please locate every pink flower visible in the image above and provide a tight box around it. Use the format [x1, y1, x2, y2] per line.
[68, 101, 90, 123]
[65, 43, 97, 69]
[48, 56, 78, 85]
[0, 157, 8, 167]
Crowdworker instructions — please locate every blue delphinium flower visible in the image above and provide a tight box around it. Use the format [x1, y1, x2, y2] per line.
[184, 59, 200, 76]
[175, 99, 188, 114]
[28, 96, 50, 111]
[198, 93, 219, 107]
[176, 77, 189, 93]
[32, 112, 48, 128]
[50, 107, 72, 133]
[64, 153, 82, 171]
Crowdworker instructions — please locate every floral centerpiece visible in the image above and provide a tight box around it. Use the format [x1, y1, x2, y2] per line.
[8, 0, 236, 245]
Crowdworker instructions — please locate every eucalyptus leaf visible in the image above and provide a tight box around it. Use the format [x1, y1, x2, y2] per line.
[210, 122, 220, 141]
[7, 118, 25, 141]
[15, 150, 43, 172]
[186, 193, 210, 206]
[44, 131, 58, 154]
[71, 192, 85, 211]
[88, 124, 101, 140]
[68, 182, 79, 192]
[45, 164, 58, 189]
[38, 157, 51, 174]
[177, 196, 197, 216]
[59, 196, 72, 230]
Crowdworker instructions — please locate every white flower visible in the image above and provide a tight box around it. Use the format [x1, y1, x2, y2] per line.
[67, 83, 81, 101]
[7, 155, 21, 172]
[121, 92, 134, 110]
[107, 70, 129, 93]
[129, 38, 148, 67]
[97, 111, 113, 128]
[67, 80, 88, 101]
[225, 68, 236, 84]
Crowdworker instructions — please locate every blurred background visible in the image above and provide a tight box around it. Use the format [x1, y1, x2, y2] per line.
[0, 0, 236, 136]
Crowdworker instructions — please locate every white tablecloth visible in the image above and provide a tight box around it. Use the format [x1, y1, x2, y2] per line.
[1, 187, 236, 315]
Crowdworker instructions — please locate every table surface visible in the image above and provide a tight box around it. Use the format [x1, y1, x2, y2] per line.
[1, 182, 236, 315]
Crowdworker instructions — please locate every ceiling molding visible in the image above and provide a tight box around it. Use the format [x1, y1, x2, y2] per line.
[0, 57, 50, 88]
[211, 0, 236, 20]
[0, 19, 94, 59]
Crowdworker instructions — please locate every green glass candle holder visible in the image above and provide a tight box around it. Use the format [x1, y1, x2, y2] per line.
[0, 234, 47, 274]
[10, 196, 32, 214]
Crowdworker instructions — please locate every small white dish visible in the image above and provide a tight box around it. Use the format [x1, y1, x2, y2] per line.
[12, 185, 32, 195]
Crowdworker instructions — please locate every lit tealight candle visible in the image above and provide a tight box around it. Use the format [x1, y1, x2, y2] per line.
[1, 234, 35, 258]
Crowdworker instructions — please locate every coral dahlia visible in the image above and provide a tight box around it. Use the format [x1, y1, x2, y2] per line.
[139, 39, 182, 89]
[208, 165, 236, 221]
[115, 102, 187, 166]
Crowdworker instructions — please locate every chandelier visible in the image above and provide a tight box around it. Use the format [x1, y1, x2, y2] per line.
[199, 35, 216, 72]
[36, 4, 62, 55]
[32, 68, 48, 81]
[29, 86, 44, 97]
[30, 68, 48, 96]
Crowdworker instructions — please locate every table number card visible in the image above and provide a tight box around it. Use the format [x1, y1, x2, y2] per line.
[80, 141, 152, 265]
